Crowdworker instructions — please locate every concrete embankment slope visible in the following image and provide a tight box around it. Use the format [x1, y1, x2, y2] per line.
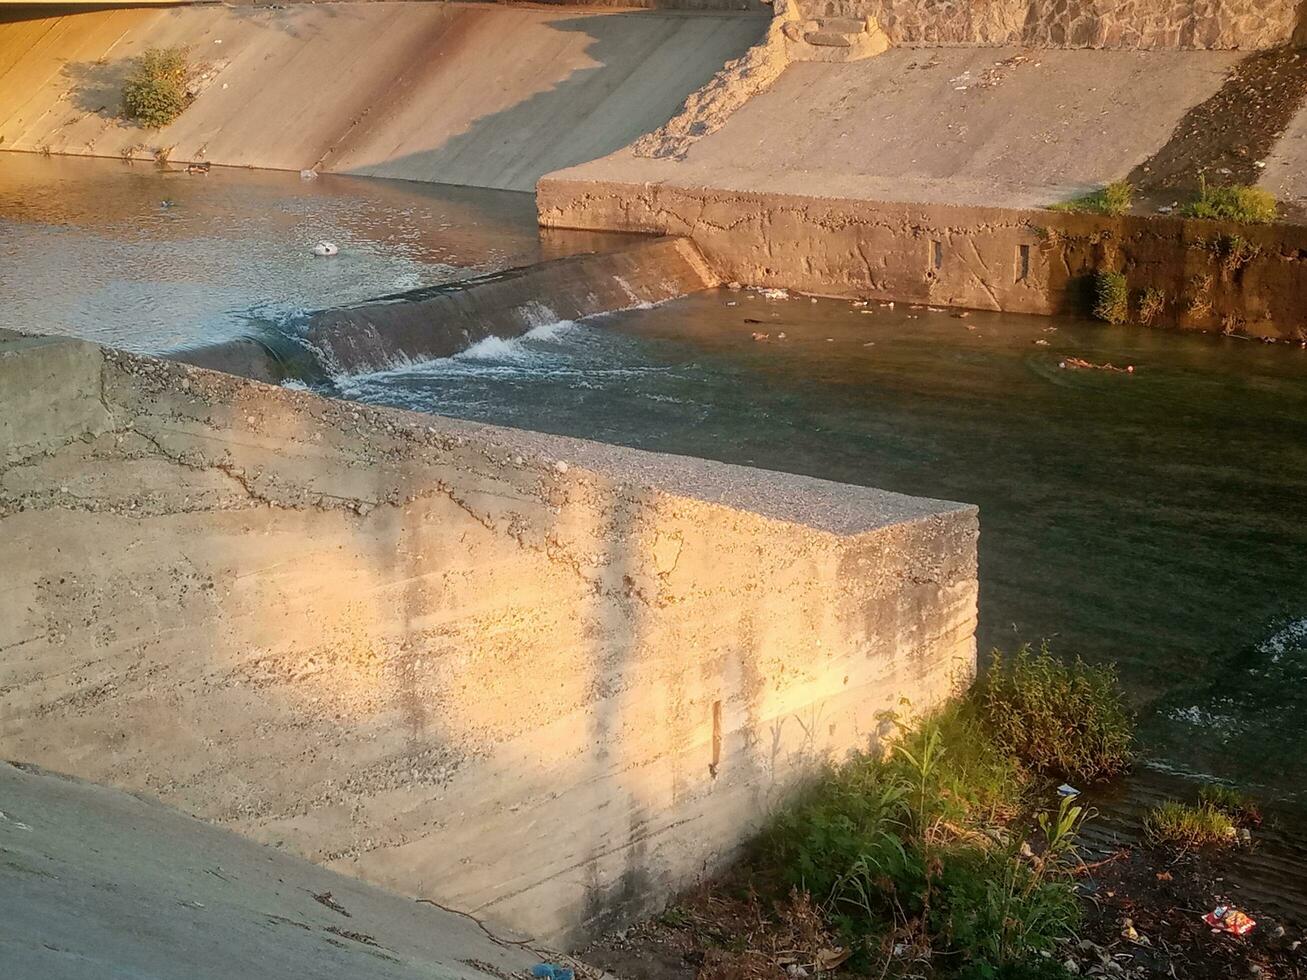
[0, 761, 545, 979]
[0, 330, 977, 946]
[0, 1, 763, 190]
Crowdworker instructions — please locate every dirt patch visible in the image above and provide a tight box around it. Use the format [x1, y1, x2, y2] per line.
[1129, 47, 1307, 195]
[581, 844, 1307, 980]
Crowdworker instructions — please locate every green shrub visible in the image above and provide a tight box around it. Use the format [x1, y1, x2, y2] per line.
[1092, 270, 1130, 325]
[1049, 181, 1134, 217]
[1198, 784, 1262, 826]
[759, 707, 1085, 979]
[1181, 181, 1277, 224]
[122, 47, 193, 129]
[1137, 287, 1166, 326]
[978, 644, 1134, 782]
[1144, 800, 1236, 849]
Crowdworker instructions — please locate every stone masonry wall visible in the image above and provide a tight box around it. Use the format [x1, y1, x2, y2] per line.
[829, 0, 1303, 48]
[0, 332, 979, 947]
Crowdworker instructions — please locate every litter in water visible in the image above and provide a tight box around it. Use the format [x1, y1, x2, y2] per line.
[312, 241, 339, 257]
[1060, 357, 1134, 373]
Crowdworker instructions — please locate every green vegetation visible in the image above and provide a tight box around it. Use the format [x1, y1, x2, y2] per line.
[1181, 181, 1277, 224]
[1049, 181, 1134, 217]
[1092, 270, 1130, 325]
[1198, 783, 1262, 826]
[1144, 800, 1236, 850]
[1137, 287, 1166, 326]
[122, 47, 193, 129]
[978, 645, 1134, 782]
[752, 647, 1135, 979]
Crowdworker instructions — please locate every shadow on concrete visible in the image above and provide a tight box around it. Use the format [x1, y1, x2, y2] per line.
[61, 56, 132, 118]
[326, 10, 763, 191]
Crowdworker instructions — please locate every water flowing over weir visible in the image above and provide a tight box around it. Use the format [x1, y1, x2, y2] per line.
[172, 237, 720, 383]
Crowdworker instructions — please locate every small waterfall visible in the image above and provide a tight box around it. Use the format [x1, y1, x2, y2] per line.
[169, 237, 718, 383]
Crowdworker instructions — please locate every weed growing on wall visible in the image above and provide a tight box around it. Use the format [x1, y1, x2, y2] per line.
[1049, 181, 1134, 217]
[1092, 270, 1130, 325]
[122, 47, 193, 129]
[1208, 234, 1262, 280]
[1182, 181, 1277, 224]
[979, 644, 1134, 782]
[1137, 287, 1166, 325]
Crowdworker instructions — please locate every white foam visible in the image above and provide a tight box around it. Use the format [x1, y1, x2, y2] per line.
[1257, 618, 1307, 662]
[456, 319, 577, 363]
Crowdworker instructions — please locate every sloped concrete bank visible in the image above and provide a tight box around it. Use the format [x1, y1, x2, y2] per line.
[178, 236, 718, 382]
[0, 2, 764, 190]
[537, 180, 1307, 339]
[0, 760, 545, 979]
[0, 330, 978, 947]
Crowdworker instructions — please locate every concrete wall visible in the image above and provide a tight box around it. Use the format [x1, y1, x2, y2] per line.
[0, 330, 978, 946]
[537, 180, 1307, 340]
[854, 0, 1303, 49]
[0, 2, 764, 190]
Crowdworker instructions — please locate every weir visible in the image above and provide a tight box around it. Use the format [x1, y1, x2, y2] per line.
[175, 237, 721, 382]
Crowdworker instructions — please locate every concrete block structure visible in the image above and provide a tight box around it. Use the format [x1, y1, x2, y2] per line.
[0, 331, 978, 945]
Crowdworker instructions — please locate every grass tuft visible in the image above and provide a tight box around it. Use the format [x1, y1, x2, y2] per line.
[1181, 181, 1277, 224]
[978, 644, 1134, 783]
[1092, 270, 1130, 325]
[1144, 800, 1236, 850]
[1198, 784, 1262, 827]
[122, 47, 193, 129]
[1049, 182, 1134, 217]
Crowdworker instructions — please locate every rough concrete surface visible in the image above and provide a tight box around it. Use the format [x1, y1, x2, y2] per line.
[0, 2, 764, 190]
[0, 760, 545, 979]
[0, 330, 978, 947]
[554, 47, 1243, 209]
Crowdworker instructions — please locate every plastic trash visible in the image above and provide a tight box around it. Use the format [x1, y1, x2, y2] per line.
[531, 964, 574, 980]
[300, 169, 317, 180]
[1204, 906, 1256, 936]
[312, 241, 339, 257]
[1057, 784, 1081, 798]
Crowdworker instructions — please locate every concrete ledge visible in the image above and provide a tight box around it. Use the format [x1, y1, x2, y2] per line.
[537, 178, 1307, 340]
[0, 337, 977, 946]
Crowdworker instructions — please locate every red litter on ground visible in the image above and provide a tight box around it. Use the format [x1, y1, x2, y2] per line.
[1204, 906, 1256, 936]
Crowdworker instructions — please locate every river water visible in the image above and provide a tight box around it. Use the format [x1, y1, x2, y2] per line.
[4, 154, 1306, 915]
